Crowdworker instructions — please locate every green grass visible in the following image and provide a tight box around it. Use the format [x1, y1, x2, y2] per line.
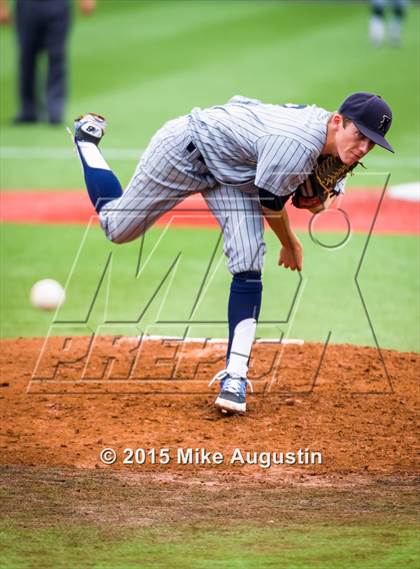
[0, 2, 419, 348]
[2, 223, 418, 351]
[2, 467, 418, 569]
[1, 523, 418, 569]
[0, 0, 419, 189]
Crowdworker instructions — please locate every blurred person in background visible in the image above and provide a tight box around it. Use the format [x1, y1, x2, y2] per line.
[0, 0, 96, 124]
[369, 0, 408, 47]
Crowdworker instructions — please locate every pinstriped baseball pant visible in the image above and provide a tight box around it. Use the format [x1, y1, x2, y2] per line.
[99, 116, 267, 275]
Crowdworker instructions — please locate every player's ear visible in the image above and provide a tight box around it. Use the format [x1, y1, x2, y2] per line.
[330, 113, 343, 131]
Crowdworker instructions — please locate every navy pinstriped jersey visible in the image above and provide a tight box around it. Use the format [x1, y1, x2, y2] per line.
[188, 95, 345, 197]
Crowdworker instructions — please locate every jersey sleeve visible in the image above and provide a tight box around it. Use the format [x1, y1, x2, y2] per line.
[255, 135, 315, 196]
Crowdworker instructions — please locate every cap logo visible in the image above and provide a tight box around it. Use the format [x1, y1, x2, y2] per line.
[378, 115, 391, 133]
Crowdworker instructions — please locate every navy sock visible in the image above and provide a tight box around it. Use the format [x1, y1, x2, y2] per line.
[227, 271, 262, 363]
[76, 141, 123, 213]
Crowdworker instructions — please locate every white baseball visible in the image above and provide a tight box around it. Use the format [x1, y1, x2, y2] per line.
[30, 279, 66, 311]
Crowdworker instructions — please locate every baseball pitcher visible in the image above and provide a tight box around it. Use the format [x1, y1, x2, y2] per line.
[71, 92, 394, 413]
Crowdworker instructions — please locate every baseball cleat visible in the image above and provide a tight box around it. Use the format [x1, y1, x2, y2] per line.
[209, 370, 253, 413]
[74, 113, 107, 145]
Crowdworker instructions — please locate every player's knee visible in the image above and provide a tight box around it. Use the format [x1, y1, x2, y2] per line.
[104, 224, 144, 244]
[105, 231, 130, 245]
[99, 216, 132, 244]
[241, 244, 266, 274]
[228, 252, 265, 275]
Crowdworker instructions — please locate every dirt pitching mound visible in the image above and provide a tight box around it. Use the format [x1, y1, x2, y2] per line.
[0, 337, 418, 478]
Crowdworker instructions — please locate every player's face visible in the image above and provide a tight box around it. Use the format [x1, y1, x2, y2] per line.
[334, 119, 375, 165]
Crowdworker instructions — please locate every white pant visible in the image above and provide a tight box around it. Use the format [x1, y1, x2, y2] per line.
[100, 116, 266, 274]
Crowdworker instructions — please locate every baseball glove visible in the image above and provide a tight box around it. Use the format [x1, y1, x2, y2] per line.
[292, 155, 359, 210]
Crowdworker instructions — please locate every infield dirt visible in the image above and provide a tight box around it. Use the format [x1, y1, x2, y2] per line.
[1, 337, 418, 477]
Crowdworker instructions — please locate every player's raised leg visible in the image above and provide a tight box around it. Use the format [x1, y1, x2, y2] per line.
[72, 113, 216, 245]
[72, 113, 124, 212]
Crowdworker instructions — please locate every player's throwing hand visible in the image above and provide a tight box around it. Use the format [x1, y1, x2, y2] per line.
[279, 240, 303, 272]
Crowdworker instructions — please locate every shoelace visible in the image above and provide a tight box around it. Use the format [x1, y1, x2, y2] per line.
[208, 370, 254, 393]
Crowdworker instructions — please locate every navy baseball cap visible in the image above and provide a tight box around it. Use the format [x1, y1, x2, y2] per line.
[339, 92, 394, 153]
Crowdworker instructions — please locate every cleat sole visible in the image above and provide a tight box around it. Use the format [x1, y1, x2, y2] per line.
[215, 396, 246, 413]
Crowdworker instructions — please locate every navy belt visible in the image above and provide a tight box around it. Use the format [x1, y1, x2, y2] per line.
[187, 142, 205, 164]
